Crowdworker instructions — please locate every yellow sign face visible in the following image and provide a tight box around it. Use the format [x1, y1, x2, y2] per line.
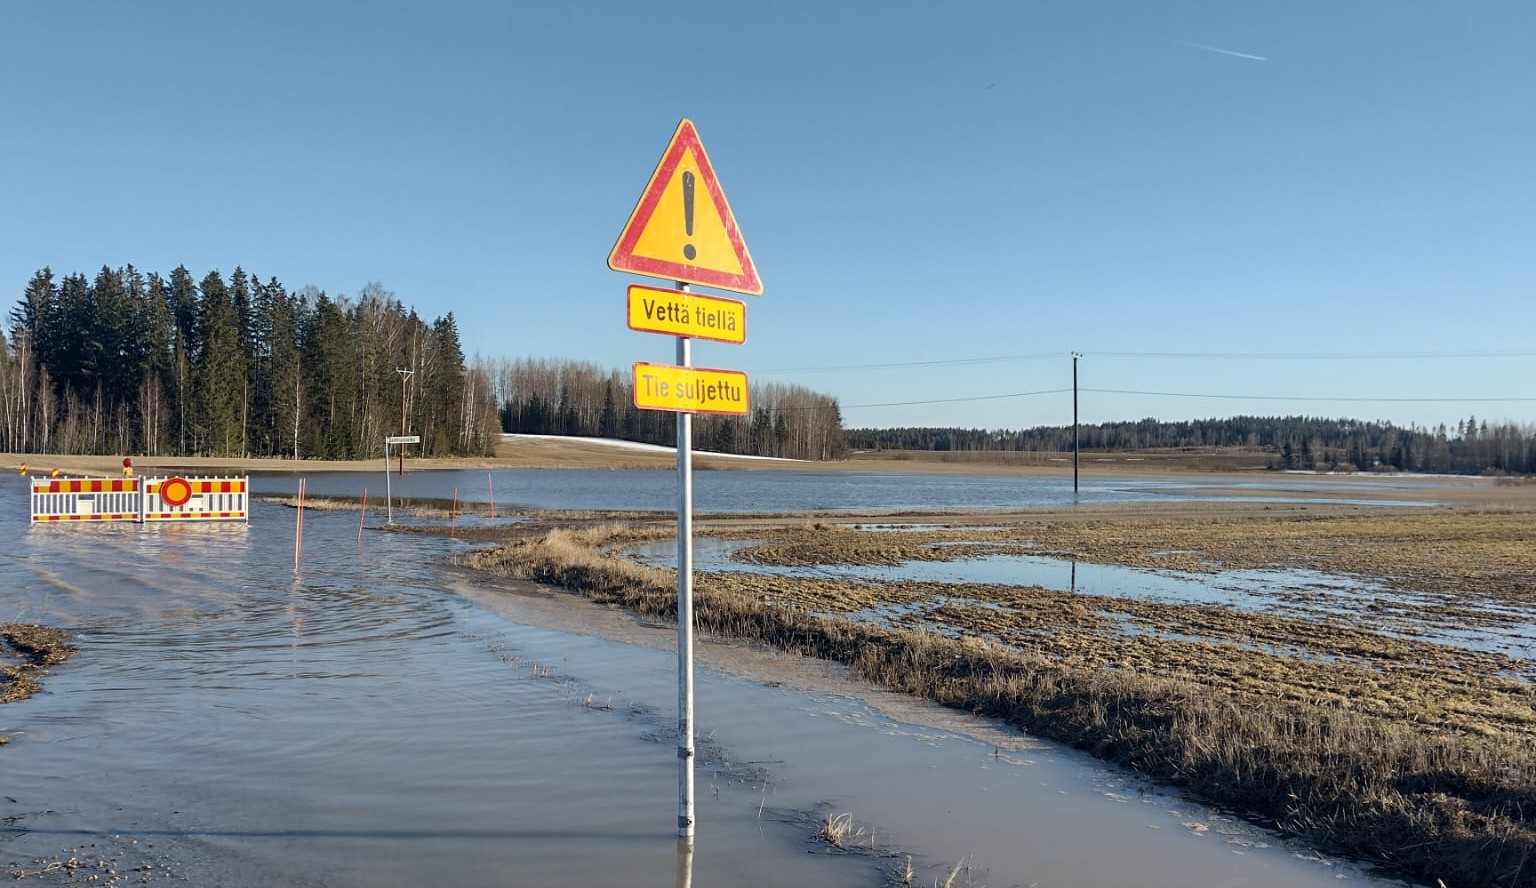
[632, 363, 749, 416]
[627, 284, 746, 344]
[608, 119, 763, 296]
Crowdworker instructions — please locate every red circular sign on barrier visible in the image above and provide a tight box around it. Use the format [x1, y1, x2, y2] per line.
[160, 477, 193, 507]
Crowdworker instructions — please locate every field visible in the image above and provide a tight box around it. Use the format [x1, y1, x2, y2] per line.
[845, 445, 1278, 473]
[463, 495, 1536, 888]
[6, 439, 1296, 476]
[10, 438, 1536, 884]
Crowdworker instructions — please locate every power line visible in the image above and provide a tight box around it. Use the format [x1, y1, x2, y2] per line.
[1086, 388, 1536, 404]
[754, 351, 1064, 373]
[1085, 349, 1536, 360]
[753, 348, 1536, 375]
[842, 388, 1071, 410]
[838, 386, 1536, 411]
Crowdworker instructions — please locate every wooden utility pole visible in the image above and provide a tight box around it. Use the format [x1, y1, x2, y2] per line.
[396, 368, 414, 474]
[1072, 352, 1081, 496]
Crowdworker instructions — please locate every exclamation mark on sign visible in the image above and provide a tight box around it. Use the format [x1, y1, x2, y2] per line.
[681, 171, 697, 261]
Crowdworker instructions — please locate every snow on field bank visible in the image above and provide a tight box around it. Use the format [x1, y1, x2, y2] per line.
[502, 433, 802, 463]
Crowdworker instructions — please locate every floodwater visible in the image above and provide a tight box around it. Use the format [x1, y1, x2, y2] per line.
[1, 472, 1407, 886]
[628, 537, 1536, 663]
[253, 466, 1442, 513]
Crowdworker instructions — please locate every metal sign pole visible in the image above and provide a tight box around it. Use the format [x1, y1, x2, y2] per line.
[676, 283, 696, 841]
[384, 442, 393, 525]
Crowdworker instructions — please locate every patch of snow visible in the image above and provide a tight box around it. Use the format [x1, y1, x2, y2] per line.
[502, 433, 803, 462]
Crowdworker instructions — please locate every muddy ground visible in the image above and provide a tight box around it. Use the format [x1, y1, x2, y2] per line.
[698, 504, 1536, 740]
[455, 484, 1536, 887]
[0, 624, 75, 714]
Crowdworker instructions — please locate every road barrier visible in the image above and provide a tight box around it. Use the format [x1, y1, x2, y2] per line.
[30, 477, 142, 523]
[30, 475, 249, 524]
[142, 476, 249, 522]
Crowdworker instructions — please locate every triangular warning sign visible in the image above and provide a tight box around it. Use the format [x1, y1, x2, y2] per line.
[608, 119, 763, 295]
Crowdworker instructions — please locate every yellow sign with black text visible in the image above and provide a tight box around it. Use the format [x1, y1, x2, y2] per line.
[627, 284, 746, 344]
[632, 363, 749, 416]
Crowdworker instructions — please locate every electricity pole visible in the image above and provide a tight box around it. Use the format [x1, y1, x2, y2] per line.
[1072, 352, 1081, 496]
[396, 368, 414, 474]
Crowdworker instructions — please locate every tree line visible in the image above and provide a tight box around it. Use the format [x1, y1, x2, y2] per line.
[846, 415, 1536, 475]
[1, 265, 500, 459]
[16, 266, 1522, 475]
[0, 266, 847, 463]
[488, 357, 847, 460]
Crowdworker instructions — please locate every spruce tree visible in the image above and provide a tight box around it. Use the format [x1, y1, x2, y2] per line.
[194, 271, 247, 455]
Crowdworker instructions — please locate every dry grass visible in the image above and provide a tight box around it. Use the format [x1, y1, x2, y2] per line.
[703, 571, 1536, 741]
[715, 506, 1536, 598]
[812, 811, 867, 849]
[467, 519, 1536, 888]
[1, 623, 77, 709]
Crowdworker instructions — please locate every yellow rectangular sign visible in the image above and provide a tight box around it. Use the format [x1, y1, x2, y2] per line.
[632, 363, 749, 416]
[626, 284, 746, 344]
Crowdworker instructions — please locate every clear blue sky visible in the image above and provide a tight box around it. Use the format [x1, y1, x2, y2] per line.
[3, 1, 1532, 432]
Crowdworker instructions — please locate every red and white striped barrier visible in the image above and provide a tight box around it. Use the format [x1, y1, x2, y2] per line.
[142, 476, 249, 522]
[30, 477, 142, 523]
[30, 476, 249, 524]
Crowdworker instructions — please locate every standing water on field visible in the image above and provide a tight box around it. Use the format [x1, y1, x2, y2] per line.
[252, 466, 1442, 513]
[1, 473, 1402, 886]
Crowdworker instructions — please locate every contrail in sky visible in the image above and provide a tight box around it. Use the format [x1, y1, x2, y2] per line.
[1180, 41, 1268, 62]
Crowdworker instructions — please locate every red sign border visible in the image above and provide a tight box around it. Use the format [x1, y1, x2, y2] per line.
[608, 119, 763, 296]
[160, 476, 193, 507]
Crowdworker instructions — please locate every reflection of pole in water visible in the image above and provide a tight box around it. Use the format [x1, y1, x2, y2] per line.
[288, 576, 305, 679]
[1070, 559, 1077, 593]
[675, 837, 694, 888]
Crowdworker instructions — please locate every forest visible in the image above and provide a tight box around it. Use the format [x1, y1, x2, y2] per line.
[7, 265, 1531, 476]
[846, 416, 1536, 475]
[0, 266, 499, 460]
[487, 357, 846, 461]
[0, 266, 846, 463]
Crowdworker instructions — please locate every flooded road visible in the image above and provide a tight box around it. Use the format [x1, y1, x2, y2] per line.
[2, 472, 1403, 886]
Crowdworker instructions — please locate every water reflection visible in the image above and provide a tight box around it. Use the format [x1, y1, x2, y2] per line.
[676, 838, 694, 888]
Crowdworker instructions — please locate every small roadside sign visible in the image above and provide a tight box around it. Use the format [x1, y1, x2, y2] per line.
[608, 119, 763, 296]
[627, 284, 746, 344]
[632, 362, 749, 416]
[386, 435, 421, 445]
